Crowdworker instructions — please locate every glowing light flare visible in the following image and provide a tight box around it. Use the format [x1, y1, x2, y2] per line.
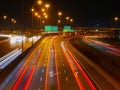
[58, 12, 62, 16]
[3, 15, 7, 19]
[0, 34, 11, 38]
[45, 3, 50, 8]
[70, 19, 73, 22]
[114, 17, 118, 21]
[34, 12, 38, 16]
[10, 36, 26, 44]
[31, 8, 34, 12]
[45, 15, 48, 19]
[42, 8, 45, 12]
[58, 20, 61, 23]
[66, 16, 69, 20]
[37, 0, 42, 5]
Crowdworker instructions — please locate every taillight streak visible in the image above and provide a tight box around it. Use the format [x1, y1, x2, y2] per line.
[66, 48, 96, 90]
[12, 65, 29, 90]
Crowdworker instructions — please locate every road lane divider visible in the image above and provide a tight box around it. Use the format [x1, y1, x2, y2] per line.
[54, 44, 61, 90]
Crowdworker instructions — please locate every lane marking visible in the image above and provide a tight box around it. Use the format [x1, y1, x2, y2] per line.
[64, 70, 66, 73]
[61, 59, 63, 62]
[66, 77, 68, 82]
[40, 77, 43, 82]
[23, 65, 36, 90]
[44, 63, 46, 66]
[42, 69, 44, 73]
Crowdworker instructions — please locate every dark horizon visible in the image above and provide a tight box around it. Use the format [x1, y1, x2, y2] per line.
[0, 0, 120, 28]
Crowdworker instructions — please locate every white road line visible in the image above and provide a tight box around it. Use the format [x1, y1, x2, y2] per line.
[40, 77, 43, 81]
[64, 70, 66, 73]
[66, 77, 68, 82]
[45, 60, 47, 62]
[44, 63, 46, 66]
[42, 69, 44, 72]
[60, 57, 62, 59]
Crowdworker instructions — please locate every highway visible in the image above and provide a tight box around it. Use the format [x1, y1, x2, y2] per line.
[0, 34, 40, 58]
[0, 35, 120, 90]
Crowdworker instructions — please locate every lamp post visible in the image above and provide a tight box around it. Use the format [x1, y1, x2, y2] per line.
[31, 8, 34, 46]
[66, 16, 69, 25]
[3, 15, 7, 28]
[37, 0, 42, 5]
[70, 18, 73, 28]
[58, 12, 62, 31]
[45, 3, 50, 12]
[114, 16, 119, 28]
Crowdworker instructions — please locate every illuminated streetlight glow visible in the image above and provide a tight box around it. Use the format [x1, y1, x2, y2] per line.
[58, 12, 62, 16]
[70, 19, 73, 22]
[3, 15, 7, 20]
[11, 18, 14, 22]
[45, 15, 48, 19]
[58, 20, 61, 23]
[31, 8, 34, 12]
[38, 15, 41, 18]
[114, 17, 118, 21]
[34, 12, 38, 16]
[14, 20, 16, 24]
[43, 12, 47, 16]
[37, 0, 42, 5]
[45, 3, 50, 9]
[66, 16, 69, 20]
[42, 8, 45, 12]
[42, 20, 45, 24]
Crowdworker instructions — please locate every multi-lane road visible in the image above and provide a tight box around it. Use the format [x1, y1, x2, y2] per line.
[0, 35, 120, 90]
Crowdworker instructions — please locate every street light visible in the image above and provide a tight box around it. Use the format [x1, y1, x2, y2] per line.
[45, 3, 50, 9]
[37, 0, 42, 5]
[3, 15, 7, 20]
[42, 20, 45, 31]
[58, 12, 62, 19]
[34, 12, 38, 16]
[70, 18, 73, 26]
[114, 16, 118, 22]
[31, 8, 35, 46]
[58, 12, 62, 31]
[66, 16, 69, 25]
[41, 8, 45, 12]
[114, 16, 119, 28]
[3, 15, 7, 28]
[58, 20, 61, 24]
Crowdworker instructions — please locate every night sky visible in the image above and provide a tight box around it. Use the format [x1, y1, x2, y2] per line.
[0, 0, 120, 27]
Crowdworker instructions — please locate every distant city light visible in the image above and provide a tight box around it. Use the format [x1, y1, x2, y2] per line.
[114, 17, 118, 21]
